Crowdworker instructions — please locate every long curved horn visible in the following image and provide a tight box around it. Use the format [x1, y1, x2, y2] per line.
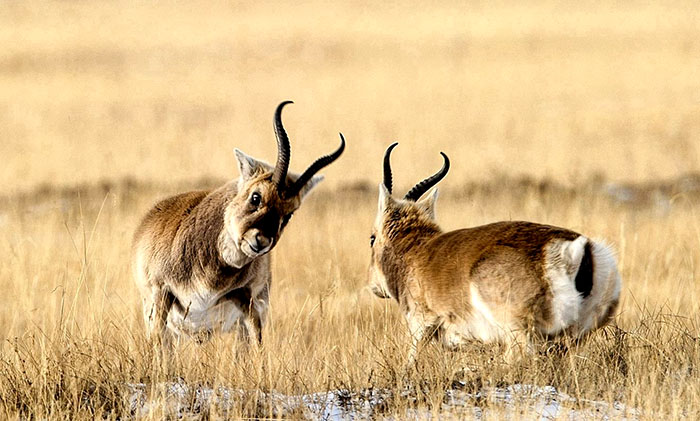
[286, 133, 346, 197]
[271, 101, 294, 191]
[404, 152, 450, 201]
[383, 142, 399, 194]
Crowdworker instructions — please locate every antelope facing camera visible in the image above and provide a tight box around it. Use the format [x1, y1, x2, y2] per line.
[132, 101, 344, 350]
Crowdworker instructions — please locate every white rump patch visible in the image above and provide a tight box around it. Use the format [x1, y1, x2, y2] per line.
[564, 236, 587, 267]
[542, 236, 587, 335]
[576, 239, 622, 334]
[590, 240, 621, 299]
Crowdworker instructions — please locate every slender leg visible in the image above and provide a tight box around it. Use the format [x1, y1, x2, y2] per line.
[145, 286, 176, 352]
[407, 327, 426, 367]
[503, 328, 532, 364]
[246, 283, 269, 345]
[218, 284, 268, 348]
[406, 312, 440, 366]
[243, 309, 263, 347]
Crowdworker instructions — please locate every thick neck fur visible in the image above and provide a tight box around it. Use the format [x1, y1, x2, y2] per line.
[384, 204, 441, 253]
[380, 203, 441, 303]
[170, 182, 255, 288]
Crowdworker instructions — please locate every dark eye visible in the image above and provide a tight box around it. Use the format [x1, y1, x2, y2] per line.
[370, 234, 376, 247]
[250, 192, 261, 207]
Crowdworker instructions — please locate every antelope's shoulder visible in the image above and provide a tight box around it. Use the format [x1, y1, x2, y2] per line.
[133, 190, 213, 245]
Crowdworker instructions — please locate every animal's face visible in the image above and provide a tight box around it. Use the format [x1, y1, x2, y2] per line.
[225, 149, 322, 259]
[368, 234, 394, 299]
[368, 196, 392, 299]
[368, 143, 449, 301]
[229, 177, 301, 258]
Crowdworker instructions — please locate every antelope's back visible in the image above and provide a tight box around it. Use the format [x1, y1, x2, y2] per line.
[423, 220, 580, 268]
[416, 221, 583, 311]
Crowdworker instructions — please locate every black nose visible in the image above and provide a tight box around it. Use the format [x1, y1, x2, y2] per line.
[252, 233, 271, 252]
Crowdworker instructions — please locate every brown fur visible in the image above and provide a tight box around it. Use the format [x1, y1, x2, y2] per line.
[132, 101, 344, 350]
[133, 153, 325, 350]
[369, 186, 622, 362]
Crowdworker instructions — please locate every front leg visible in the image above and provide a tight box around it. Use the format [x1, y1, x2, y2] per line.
[144, 285, 176, 351]
[242, 306, 263, 346]
[218, 282, 269, 346]
[244, 282, 269, 345]
[406, 310, 440, 366]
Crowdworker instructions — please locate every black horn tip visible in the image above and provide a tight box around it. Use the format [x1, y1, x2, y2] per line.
[382, 142, 399, 194]
[404, 150, 451, 202]
[384, 142, 399, 162]
[439, 152, 450, 169]
[283, 132, 346, 198]
[384, 142, 399, 158]
[274, 100, 294, 119]
[277, 100, 294, 109]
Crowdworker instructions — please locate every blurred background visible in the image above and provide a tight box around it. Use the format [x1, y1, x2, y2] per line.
[1, 2, 700, 417]
[2, 0, 699, 196]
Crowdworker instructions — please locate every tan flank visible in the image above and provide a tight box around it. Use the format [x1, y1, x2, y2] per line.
[369, 144, 622, 362]
[132, 101, 345, 350]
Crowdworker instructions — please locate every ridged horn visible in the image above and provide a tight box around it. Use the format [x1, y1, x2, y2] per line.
[383, 142, 399, 194]
[404, 152, 450, 201]
[271, 100, 294, 191]
[286, 133, 346, 198]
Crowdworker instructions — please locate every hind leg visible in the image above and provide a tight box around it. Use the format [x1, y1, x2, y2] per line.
[502, 328, 535, 363]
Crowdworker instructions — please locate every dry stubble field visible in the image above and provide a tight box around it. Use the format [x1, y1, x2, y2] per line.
[1, 1, 700, 419]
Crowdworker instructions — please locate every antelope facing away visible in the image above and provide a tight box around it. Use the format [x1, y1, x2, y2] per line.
[368, 143, 621, 362]
[133, 101, 344, 350]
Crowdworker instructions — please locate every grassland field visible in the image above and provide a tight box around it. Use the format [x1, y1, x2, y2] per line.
[1, 1, 700, 419]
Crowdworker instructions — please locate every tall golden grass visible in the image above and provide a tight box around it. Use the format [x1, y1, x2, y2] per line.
[1, 0, 700, 419]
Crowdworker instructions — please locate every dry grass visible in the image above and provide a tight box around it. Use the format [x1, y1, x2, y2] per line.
[1, 0, 700, 419]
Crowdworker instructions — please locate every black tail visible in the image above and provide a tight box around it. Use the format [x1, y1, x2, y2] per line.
[574, 241, 594, 298]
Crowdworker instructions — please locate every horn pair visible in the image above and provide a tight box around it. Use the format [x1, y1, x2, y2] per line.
[383, 142, 450, 201]
[271, 101, 345, 198]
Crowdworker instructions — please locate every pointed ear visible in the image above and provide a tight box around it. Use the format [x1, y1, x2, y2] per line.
[234, 149, 274, 180]
[416, 188, 439, 220]
[234, 149, 259, 180]
[294, 174, 324, 201]
[377, 183, 395, 214]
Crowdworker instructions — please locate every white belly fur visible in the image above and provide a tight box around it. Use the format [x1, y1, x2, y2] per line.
[441, 284, 509, 348]
[166, 291, 246, 336]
